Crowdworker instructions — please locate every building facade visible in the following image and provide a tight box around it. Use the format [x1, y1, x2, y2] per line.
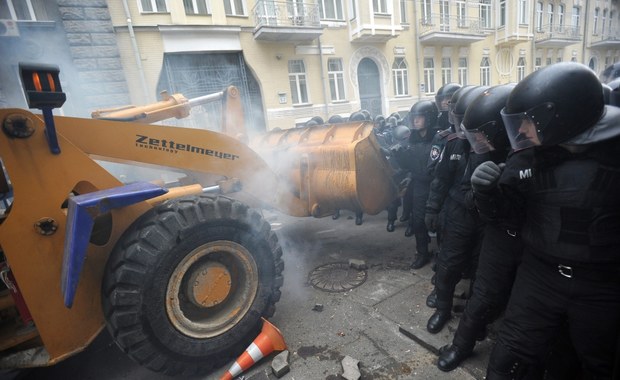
[2, 1, 620, 131]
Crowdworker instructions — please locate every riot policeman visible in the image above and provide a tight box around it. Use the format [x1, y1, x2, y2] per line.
[386, 125, 412, 232]
[434, 83, 518, 371]
[424, 85, 489, 333]
[434, 83, 462, 132]
[472, 62, 620, 379]
[394, 100, 437, 268]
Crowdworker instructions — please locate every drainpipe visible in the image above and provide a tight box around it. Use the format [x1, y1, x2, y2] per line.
[317, 36, 329, 119]
[122, 0, 150, 103]
[581, 0, 590, 65]
[411, 0, 422, 101]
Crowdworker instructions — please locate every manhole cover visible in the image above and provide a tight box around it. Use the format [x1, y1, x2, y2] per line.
[308, 262, 367, 292]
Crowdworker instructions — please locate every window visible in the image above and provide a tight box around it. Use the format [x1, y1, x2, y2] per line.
[422, 0, 432, 24]
[594, 8, 599, 35]
[441, 57, 452, 85]
[499, 0, 506, 27]
[547, 3, 553, 32]
[0, 0, 47, 20]
[183, 0, 209, 15]
[458, 57, 468, 85]
[572, 6, 580, 29]
[289, 60, 309, 105]
[557, 5, 564, 32]
[517, 57, 526, 81]
[602, 9, 607, 35]
[536, 2, 543, 31]
[588, 57, 598, 72]
[328, 58, 346, 101]
[535, 57, 542, 71]
[456, 1, 466, 27]
[479, 0, 491, 28]
[320, 0, 343, 20]
[140, 0, 167, 13]
[423, 58, 435, 94]
[440, 0, 449, 32]
[400, 0, 407, 23]
[480, 57, 490, 86]
[224, 0, 245, 16]
[609, 11, 615, 36]
[373, 0, 388, 14]
[546, 57, 552, 66]
[518, 0, 528, 24]
[349, 0, 356, 20]
[392, 58, 409, 96]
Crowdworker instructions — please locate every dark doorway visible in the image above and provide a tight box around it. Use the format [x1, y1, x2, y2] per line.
[357, 58, 382, 117]
[157, 52, 265, 136]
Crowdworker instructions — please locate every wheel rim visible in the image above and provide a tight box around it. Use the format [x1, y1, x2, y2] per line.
[166, 240, 259, 338]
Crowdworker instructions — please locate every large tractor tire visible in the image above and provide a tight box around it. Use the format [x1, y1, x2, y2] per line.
[101, 195, 283, 376]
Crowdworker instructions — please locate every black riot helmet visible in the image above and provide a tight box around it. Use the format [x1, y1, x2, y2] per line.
[501, 62, 605, 150]
[451, 86, 489, 137]
[435, 83, 462, 112]
[409, 100, 439, 131]
[461, 84, 516, 154]
[392, 125, 411, 143]
[607, 77, 620, 107]
[328, 114, 344, 124]
[349, 111, 366, 122]
[448, 85, 476, 127]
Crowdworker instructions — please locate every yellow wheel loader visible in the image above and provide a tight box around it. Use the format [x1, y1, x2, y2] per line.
[0, 64, 397, 376]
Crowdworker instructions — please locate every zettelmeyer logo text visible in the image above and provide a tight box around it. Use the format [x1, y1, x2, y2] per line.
[135, 134, 240, 161]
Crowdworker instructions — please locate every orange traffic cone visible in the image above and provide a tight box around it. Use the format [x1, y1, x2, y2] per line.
[220, 318, 287, 380]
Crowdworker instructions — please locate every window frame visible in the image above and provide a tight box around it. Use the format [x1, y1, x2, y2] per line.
[328, 58, 346, 102]
[441, 57, 452, 85]
[518, 0, 528, 25]
[320, 0, 344, 20]
[289, 59, 309, 105]
[517, 57, 526, 81]
[139, 0, 168, 13]
[392, 57, 409, 96]
[373, 0, 388, 14]
[224, 0, 246, 16]
[480, 56, 490, 86]
[479, 0, 491, 29]
[458, 57, 468, 86]
[423, 57, 435, 94]
[183, 0, 209, 15]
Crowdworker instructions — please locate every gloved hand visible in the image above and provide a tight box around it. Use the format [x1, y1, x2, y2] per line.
[425, 212, 439, 233]
[399, 177, 411, 190]
[471, 161, 505, 192]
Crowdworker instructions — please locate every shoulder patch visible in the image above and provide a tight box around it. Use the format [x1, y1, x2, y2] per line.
[430, 145, 441, 161]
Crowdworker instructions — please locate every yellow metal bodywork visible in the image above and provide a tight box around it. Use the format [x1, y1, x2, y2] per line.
[251, 121, 398, 217]
[0, 107, 396, 365]
[0, 108, 306, 364]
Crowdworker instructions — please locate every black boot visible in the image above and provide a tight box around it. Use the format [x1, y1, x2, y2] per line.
[438, 344, 472, 372]
[411, 253, 430, 269]
[426, 288, 437, 308]
[427, 309, 451, 333]
[332, 209, 340, 220]
[404, 225, 414, 237]
[431, 273, 436, 285]
[386, 220, 395, 232]
[355, 211, 363, 225]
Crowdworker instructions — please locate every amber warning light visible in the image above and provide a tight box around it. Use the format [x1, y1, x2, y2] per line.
[19, 63, 66, 109]
[18, 63, 66, 154]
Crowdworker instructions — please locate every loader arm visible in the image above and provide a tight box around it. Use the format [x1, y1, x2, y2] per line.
[54, 115, 308, 217]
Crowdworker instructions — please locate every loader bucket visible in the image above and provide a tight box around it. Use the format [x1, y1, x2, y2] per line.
[250, 121, 398, 217]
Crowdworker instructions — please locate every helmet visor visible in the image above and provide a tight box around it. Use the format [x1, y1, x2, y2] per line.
[462, 122, 496, 154]
[435, 95, 450, 111]
[501, 103, 556, 151]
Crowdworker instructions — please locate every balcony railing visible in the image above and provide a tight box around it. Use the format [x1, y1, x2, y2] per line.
[591, 27, 620, 44]
[253, 0, 320, 28]
[419, 14, 485, 35]
[534, 24, 581, 42]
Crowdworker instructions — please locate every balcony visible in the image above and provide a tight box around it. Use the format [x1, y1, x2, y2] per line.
[589, 27, 620, 49]
[349, 10, 403, 43]
[534, 24, 581, 48]
[252, 0, 323, 42]
[418, 14, 487, 45]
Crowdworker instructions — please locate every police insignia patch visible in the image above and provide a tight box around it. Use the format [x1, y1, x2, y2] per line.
[430, 145, 441, 161]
